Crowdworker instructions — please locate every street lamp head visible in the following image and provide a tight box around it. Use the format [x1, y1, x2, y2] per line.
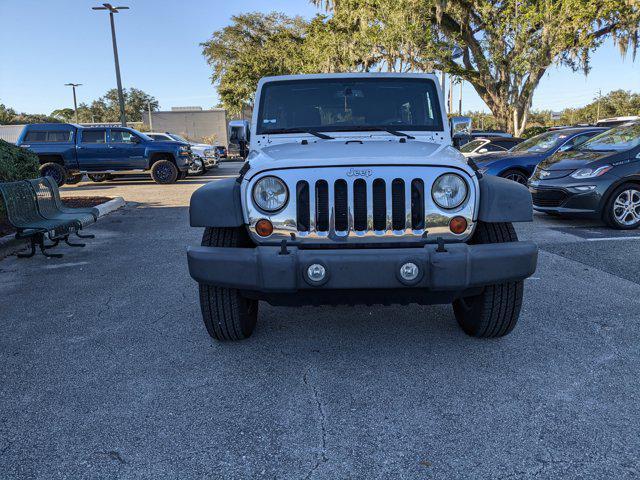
[92, 3, 129, 13]
[65, 83, 82, 87]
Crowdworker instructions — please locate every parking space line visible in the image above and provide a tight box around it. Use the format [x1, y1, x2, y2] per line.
[585, 236, 640, 242]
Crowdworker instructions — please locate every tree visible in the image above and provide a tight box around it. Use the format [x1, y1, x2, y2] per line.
[314, 0, 640, 135]
[201, 12, 308, 114]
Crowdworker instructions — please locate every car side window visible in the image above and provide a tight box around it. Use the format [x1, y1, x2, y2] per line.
[110, 129, 138, 143]
[565, 133, 594, 148]
[82, 129, 107, 144]
[23, 131, 47, 142]
[484, 144, 507, 152]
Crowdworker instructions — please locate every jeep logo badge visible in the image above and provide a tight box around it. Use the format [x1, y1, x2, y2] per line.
[347, 168, 372, 178]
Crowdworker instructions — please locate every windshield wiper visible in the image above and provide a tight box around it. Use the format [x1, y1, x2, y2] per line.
[328, 125, 416, 139]
[265, 128, 334, 140]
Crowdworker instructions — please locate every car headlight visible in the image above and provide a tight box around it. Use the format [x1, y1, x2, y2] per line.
[253, 176, 289, 212]
[204, 149, 216, 157]
[432, 173, 468, 209]
[570, 165, 612, 179]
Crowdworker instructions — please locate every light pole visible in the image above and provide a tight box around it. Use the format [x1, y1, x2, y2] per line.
[64, 83, 82, 123]
[92, 3, 129, 127]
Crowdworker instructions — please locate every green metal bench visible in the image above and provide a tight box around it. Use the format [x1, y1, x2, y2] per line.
[0, 180, 82, 258]
[28, 177, 98, 239]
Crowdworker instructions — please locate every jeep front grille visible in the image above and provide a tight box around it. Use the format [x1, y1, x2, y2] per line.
[244, 166, 478, 245]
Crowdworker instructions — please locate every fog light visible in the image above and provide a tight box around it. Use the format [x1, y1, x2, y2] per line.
[307, 264, 326, 282]
[449, 216, 468, 234]
[400, 262, 419, 281]
[255, 219, 273, 237]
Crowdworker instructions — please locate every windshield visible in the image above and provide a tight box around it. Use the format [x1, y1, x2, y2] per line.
[168, 133, 189, 143]
[510, 131, 570, 153]
[578, 123, 640, 151]
[256, 78, 443, 135]
[460, 139, 486, 153]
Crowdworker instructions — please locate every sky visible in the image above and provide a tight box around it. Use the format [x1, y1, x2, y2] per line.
[1, 0, 638, 116]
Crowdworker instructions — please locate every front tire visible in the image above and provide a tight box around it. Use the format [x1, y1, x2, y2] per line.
[198, 227, 258, 341]
[500, 169, 529, 185]
[452, 222, 524, 338]
[39, 162, 67, 186]
[150, 159, 178, 184]
[603, 183, 640, 230]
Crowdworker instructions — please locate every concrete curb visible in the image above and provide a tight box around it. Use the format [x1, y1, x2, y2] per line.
[0, 197, 125, 259]
[95, 197, 125, 217]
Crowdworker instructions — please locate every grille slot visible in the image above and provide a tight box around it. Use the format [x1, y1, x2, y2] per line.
[334, 180, 348, 231]
[532, 189, 568, 207]
[296, 181, 310, 231]
[391, 179, 405, 230]
[411, 179, 425, 229]
[315, 180, 329, 231]
[353, 179, 367, 231]
[372, 179, 387, 231]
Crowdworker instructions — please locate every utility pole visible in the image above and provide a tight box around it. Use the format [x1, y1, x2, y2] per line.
[448, 75, 453, 113]
[64, 83, 82, 123]
[596, 89, 602, 122]
[93, 3, 129, 127]
[458, 79, 463, 115]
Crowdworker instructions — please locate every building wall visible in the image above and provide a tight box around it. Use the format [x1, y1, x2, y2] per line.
[142, 109, 228, 146]
[0, 125, 26, 144]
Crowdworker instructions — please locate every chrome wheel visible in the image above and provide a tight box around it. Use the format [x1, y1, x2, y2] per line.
[613, 188, 640, 226]
[504, 171, 528, 185]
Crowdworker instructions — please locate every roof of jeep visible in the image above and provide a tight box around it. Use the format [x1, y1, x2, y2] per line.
[259, 72, 439, 84]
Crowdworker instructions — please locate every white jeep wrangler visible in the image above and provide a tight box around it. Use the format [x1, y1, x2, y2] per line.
[188, 73, 538, 341]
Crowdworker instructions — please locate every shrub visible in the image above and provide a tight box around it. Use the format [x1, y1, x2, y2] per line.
[521, 126, 548, 139]
[0, 140, 40, 226]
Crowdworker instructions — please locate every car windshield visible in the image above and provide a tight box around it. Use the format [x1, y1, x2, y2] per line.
[460, 139, 486, 153]
[168, 134, 189, 143]
[578, 123, 640, 151]
[256, 77, 444, 135]
[510, 131, 570, 153]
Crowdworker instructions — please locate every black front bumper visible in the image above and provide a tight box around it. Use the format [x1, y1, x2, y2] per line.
[187, 242, 538, 294]
[529, 175, 613, 216]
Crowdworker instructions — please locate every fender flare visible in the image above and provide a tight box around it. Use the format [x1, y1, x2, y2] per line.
[190, 178, 244, 227]
[477, 175, 533, 223]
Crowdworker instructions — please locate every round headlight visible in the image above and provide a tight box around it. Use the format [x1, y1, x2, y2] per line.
[432, 173, 468, 209]
[252, 176, 288, 212]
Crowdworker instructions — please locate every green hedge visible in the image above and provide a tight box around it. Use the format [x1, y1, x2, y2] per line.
[0, 139, 40, 225]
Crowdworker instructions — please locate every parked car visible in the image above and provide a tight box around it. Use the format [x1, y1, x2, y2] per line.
[596, 116, 640, 128]
[214, 145, 227, 158]
[473, 127, 606, 184]
[147, 132, 218, 174]
[460, 136, 523, 157]
[529, 122, 640, 229]
[17, 124, 193, 186]
[187, 73, 538, 342]
[227, 120, 249, 159]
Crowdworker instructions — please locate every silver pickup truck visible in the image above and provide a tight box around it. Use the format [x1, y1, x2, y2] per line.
[187, 73, 538, 341]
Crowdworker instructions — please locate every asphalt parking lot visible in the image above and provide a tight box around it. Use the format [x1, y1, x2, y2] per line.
[1, 162, 639, 479]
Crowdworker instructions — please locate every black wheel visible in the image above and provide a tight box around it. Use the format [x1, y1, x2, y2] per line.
[65, 173, 83, 185]
[198, 227, 258, 341]
[39, 162, 67, 186]
[88, 173, 109, 183]
[500, 169, 529, 185]
[452, 222, 524, 338]
[189, 158, 206, 176]
[150, 159, 179, 184]
[603, 183, 640, 230]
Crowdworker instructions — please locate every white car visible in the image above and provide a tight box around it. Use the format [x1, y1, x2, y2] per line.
[147, 132, 218, 174]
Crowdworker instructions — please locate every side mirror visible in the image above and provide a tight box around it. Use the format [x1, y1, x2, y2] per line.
[450, 116, 472, 139]
[478, 148, 488, 154]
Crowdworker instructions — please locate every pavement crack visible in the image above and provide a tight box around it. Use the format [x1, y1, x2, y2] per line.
[95, 450, 127, 465]
[303, 367, 328, 479]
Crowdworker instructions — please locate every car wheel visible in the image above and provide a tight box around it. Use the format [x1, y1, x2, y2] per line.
[198, 227, 258, 341]
[39, 163, 67, 187]
[65, 173, 83, 185]
[603, 183, 640, 229]
[150, 159, 179, 184]
[189, 158, 206, 176]
[452, 222, 524, 338]
[88, 173, 109, 183]
[500, 169, 529, 185]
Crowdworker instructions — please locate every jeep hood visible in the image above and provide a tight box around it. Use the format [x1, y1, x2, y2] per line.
[245, 140, 469, 178]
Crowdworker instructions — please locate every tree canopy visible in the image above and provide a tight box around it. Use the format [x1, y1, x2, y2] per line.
[202, 1, 639, 133]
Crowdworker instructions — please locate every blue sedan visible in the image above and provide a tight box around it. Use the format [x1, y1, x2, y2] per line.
[473, 127, 606, 184]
